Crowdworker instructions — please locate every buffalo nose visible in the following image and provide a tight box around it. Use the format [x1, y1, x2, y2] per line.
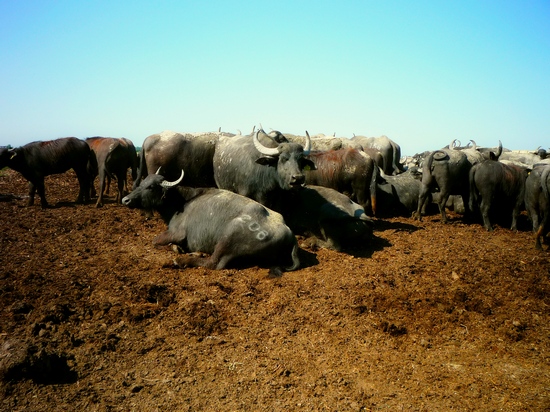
[291, 175, 305, 185]
[122, 196, 130, 205]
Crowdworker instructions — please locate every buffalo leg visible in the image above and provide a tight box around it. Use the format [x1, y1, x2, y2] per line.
[510, 196, 524, 231]
[95, 170, 106, 208]
[27, 182, 37, 206]
[74, 168, 91, 205]
[174, 239, 234, 270]
[153, 230, 187, 248]
[29, 179, 48, 208]
[116, 173, 125, 203]
[434, 186, 451, 223]
[414, 185, 431, 220]
[479, 198, 493, 231]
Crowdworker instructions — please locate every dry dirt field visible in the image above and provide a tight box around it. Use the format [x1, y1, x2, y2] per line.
[1, 168, 549, 411]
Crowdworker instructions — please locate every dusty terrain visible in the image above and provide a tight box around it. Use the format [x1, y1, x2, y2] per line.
[1, 168, 549, 411]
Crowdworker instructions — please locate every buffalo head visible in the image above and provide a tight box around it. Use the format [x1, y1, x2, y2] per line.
[252, 130, 315, 189]
[122, 170, 184, 210]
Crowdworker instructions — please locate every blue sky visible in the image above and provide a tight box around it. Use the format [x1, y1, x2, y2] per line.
[1, 1, 549, 155]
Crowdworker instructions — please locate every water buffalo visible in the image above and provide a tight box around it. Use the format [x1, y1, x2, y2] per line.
[86, 137, 138, 207]
[351, 135, 405, 176]
[284, 133, 361, 152]
[413, 140, 502, 222]
[525, 164, 550, 249]
[122, 171, 301, 275]
[376, 168, 426, 217]
[499, 148, 548, 169]
[280, 185, 374, 251]
[0, 137, 94, 208]
[133, 130, 219, 189]
[213, 129, 315, 211]
[413, 148, 472, 222]
[303, 143, 378, 215]
[469, 160, 528, 231]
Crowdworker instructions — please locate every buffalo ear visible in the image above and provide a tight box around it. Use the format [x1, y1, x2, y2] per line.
[301, 159, 316, 171]
[255, 156, 277, 166]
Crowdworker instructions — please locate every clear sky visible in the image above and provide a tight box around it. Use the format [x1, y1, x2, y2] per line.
[1, 0, 549, 155]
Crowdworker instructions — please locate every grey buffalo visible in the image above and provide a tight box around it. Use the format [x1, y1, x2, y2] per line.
[413, 140, 501, 222]
[469, 160, 528, 231]
[525, 164, 550, 249]
[0, 137, 94, 208]
[376, 168, 425, 217]
[122, 171, 301, 275]
[414, 148, 473, 222]
[213, 129, 315, 211]
[351, 135, 405, 176]
[280, 185, 374, 251]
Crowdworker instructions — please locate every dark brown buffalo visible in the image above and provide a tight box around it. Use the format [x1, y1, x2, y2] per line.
[86, 137, 138, 207]
[303, 145, 378, 215]
[469, 160, 528, 231]
[0, 137, 94, 208]
[133, 131, 218, 190]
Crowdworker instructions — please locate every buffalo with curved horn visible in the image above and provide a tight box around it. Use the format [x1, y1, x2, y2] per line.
[213, 128, 315, 211]
[122, 170, 301, 275]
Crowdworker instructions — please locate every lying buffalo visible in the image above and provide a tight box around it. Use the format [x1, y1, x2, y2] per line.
[0, 137, 94, 208]
[280, 185, 374, 251]
[122, 171, 301, 275]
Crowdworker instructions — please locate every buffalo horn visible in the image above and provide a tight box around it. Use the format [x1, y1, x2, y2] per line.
[155, 167, 162, 175]
[496, 140, 502, 158]
[469, 140, 477, 150]
[449, 139, 456, 149]
[161, 170, 185, 188]
[253, 130, 279, 156]
[303, 131, 312, 155]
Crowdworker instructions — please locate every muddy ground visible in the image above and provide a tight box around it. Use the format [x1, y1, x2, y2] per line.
[0, 168, 549, 411]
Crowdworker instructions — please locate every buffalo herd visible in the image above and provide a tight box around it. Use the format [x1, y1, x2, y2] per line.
[1, 130, 549, 273]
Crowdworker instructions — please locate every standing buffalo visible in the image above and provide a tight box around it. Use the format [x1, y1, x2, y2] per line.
[413, 140, 501, 222]
[213, 129, 315, 211]
[303, 143, 378, 215]
[86, 137, 138, 207]
[133, 131, 219, 189]
[414, 148, 472, 222]
[351, 135, 405, 175]
[122, 171, 301, 275]
[469, 160, 528, 231]
[525, 164, 550, 249]
[280, 185, 374, 251]
[0, 137, 94, 208]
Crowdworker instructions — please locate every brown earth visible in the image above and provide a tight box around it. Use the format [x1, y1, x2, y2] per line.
[0, 168, 549, 411]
